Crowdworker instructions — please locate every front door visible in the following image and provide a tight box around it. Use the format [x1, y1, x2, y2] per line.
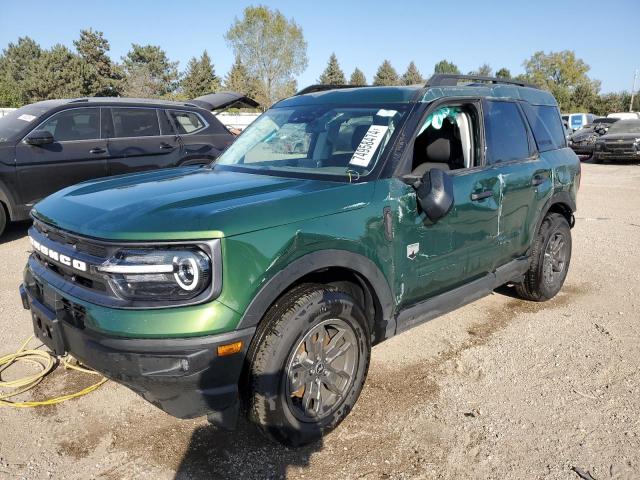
[391, 101, 502, 310]
[15, 107, 108, 207]
[105, 107, 180, 176]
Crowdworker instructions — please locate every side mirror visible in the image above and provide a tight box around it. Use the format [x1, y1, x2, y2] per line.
[25, 130, 54, 146]
[414, 169, 454, 222]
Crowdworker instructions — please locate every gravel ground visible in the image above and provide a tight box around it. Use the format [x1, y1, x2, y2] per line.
[1, 161, 639, 480]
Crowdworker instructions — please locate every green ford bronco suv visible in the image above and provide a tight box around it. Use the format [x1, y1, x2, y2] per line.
[20, 74, 580, 445]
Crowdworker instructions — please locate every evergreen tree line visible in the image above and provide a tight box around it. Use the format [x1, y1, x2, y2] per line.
[0, 27, 637, 115]
[319, 52, 639, 115]
[0, 30, 261, 108]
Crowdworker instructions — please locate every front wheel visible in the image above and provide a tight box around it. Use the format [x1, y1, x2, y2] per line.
[516, 213, 572, 301]
[245, 284, 371, 446]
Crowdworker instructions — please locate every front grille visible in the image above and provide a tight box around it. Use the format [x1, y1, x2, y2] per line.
[33, 220, 108, 258]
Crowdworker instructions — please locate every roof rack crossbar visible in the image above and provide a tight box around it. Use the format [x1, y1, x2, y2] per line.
[425, 74, 538, 90]
[295, 84, 371, 96]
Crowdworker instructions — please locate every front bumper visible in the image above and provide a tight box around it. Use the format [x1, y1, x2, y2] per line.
[569, 143, 595, 155]
[593, 150, 640, 161]
[19, 280, 255, 423]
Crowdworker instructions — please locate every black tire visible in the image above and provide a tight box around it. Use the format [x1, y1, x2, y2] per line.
[516, 213, 572, 302]
[0, 203, 7, 238]
[245, 283, 371, 446]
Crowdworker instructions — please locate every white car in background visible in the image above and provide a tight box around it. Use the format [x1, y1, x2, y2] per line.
[607, 112, 640, 121]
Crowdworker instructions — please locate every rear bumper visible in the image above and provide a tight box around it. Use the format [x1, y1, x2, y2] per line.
[19, 282, 255, 423]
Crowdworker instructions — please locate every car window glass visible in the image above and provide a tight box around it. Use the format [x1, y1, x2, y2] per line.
[169, 110, 206, 134]
[523, 104, 566, 152]
[484, 101, 530, 164]
[39, 108, 100, 142]
[111, 108, 160, 138]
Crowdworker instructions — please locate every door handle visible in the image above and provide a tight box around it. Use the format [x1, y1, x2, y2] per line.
[532, 173, 547, 186]
[159, 142, 175, 150]
[89, 147, 106, 154]
[470, 190, 494, 201]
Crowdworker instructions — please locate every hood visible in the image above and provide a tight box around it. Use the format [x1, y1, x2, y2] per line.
[598, 133, 640, 141]
[569, 128, 596, 142]
[32, 167, 373, 241]
[189, 91, 259, 111]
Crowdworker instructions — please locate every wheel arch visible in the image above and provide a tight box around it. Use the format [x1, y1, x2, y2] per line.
[236, 249, 395, 344]
[538, 191, 576, 232]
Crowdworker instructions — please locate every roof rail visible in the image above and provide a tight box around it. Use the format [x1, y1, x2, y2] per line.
[295, 84, 367, 96]
[425, 74, 538, 90]
[68, 98, 90, 103]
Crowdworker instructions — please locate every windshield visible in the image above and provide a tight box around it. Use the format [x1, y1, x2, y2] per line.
[0, 104, 51, 142]
[215, 105, 406, 179]
[607, 120, 640, 135]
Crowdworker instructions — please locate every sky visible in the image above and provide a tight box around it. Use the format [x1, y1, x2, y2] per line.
[0, 0, 638, 93]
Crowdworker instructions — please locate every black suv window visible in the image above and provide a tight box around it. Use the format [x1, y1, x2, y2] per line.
[523, 104, 566, 151]
[168, 110, 207, 134]
[39, 108, 100, 142]
[111, 108, 160, 138]
[484, 101, 530, 164]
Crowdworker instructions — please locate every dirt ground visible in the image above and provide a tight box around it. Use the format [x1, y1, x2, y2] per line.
[1, 161, 639, 480]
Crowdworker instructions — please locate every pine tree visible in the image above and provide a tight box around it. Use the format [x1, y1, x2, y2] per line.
[224, 55, 260, 100]
[122, 44, 179, 97]
[373, 60, 399, 86]
[401, 61, 424, 85]
[495, 67, 512, 79]
[73, 29, 121, 96]
[318, 53, 345, 85]
[349, 68, 367, 86]
[0, 37, 42, 106]
[181, 51, 220, 98]
[434, 59, 460, 75]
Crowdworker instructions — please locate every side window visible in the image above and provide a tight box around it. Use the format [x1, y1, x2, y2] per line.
[111, 108, 160, 138]
[38, 108, 100, 142]
[411, 104, 479, 175]
[522, 104, 566, 151]
[484, 101, 530, 164]
[168, 110, 207, 134]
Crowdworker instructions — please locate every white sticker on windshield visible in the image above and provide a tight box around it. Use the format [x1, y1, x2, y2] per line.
[349, 125, 389, 167]
[18, 114, 36, 122]
[376, 109, 397, 117]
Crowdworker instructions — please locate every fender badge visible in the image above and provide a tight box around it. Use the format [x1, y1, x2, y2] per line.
[407, 243, 419, 260]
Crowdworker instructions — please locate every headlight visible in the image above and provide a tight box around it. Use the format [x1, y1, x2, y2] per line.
[97, 247, 212, 302]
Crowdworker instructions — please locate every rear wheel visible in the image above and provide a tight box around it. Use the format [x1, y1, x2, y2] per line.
[245, 284, 371, 446]
[0, 203, 7, 238]
[516, 213, 572, 301]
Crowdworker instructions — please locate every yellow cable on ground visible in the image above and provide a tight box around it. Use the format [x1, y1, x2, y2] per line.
[0, 335, 107, 408]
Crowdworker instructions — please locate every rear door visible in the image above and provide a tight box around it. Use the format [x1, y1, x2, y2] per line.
[167, 109, 234, 163]
[105, 107, 180, 175]
[482, 99, 552, 267]
[15, 107, 108, 206]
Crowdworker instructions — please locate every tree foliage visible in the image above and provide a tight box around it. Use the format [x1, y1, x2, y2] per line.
[401, 61, 424, 85]
[181, 50, 220, 98]
[349, 68, 367, 86]
[434, 59, 460, 75]
[495, 67, 512, 79]
[224, 55, 261, 100]
[122, 44, 179, 97]
[0, 37, 43, 106]
[468, 63, 492, 77]
[521, 50, 601, 112]
[318, 53, 345, 85]
[225, 6, 307, 106]
[373, 60, 399, 86]
[73, 29, 121, 96]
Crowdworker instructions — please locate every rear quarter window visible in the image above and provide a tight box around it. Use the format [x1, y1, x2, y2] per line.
[523, 104, 567, 152]
[168, 110, 207, 134]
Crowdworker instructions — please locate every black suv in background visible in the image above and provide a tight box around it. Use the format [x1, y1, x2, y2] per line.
[0, 92, 258, 236]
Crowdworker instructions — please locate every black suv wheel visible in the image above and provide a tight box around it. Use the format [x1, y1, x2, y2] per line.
[245, 283, 371, 446]
[516, 212, 572, 301]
